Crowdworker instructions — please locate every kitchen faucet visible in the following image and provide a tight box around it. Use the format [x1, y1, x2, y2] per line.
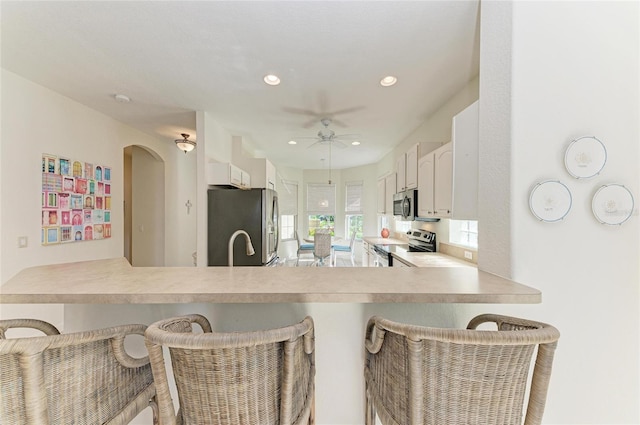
[228, 230, 255, 267]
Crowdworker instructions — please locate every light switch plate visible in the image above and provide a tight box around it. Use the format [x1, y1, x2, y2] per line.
[17, 236, 28, 248]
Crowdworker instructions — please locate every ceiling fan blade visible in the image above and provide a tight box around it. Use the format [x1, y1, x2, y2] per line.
[331, 140, 349, 149]
[326, 105, 365, 116]
[307, 140, 325, 149]
[334, 133, 361, 140]
[281, 106, 320, 116]
[302, 117, 320, 129]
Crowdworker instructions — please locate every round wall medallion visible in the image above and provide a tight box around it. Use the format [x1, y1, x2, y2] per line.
[529, 180, 572, 222]
[592, 184, 634, 225]
[564, 136, 607, 179]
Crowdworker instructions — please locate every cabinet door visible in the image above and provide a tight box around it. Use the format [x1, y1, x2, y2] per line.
[266, 160, 276, 190]
[241, 170, 251, 188]
[377, 178, 386, 214]
[229, 164, 243, 187]
[434, 143, 453, 217]
[385, 173, 396, 215]
[417, 153, 435, 217]
[405, 144, 419, 189]
[396, 154, 406, 193]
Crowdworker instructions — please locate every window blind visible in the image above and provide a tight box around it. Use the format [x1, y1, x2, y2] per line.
[345, 181, 363, 214]
[279, 180, 298, 215]
[307, 183, 336, 215]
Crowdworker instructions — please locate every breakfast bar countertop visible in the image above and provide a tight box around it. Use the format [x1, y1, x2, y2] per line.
[0, 257, 541, 304]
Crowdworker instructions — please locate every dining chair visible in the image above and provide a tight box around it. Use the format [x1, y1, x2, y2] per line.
[296, 230, 315, 266]
[0, 318, 157, 424]
[145, 314, 315, 425]
[364, 313, 560, 425]
[313, 229, 332, 266]
[332, 231, 357, 266]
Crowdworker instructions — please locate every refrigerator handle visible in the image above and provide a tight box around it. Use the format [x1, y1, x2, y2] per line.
[273, 195, 280, 253]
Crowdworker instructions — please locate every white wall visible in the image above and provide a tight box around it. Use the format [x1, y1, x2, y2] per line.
[0, 69, 195, 310]
[510, 2, 638, 422]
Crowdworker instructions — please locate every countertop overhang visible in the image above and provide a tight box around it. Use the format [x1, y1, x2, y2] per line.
[0, 258, 541, 304]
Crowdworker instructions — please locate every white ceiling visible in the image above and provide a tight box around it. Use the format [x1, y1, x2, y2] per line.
[1, 1, 479, 170]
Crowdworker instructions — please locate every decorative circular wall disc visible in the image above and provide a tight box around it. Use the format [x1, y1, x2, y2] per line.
[564, 136, 607, 179]
[592, 184, 634, 225]
[529, 180, 572, 222]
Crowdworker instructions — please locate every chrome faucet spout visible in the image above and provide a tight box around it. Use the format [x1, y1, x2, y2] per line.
[228, 230, 255, 267]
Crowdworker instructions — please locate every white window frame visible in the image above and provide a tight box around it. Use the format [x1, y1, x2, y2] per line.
[279, 180, 298, 241]
[345, 181, 363, 240]
[449, 219, 478, 249]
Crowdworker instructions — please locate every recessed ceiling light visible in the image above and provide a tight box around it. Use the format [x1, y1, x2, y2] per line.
[380, 76, 398, 87]
[263, 74, 281, 86]
[288, 140, 297, 145]
[351, 141, 361, 146]
[114, 94, 131, 103]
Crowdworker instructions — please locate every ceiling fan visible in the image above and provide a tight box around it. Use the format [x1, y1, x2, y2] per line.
[298, 118, 361, 149]
[282, 91, 365, 128]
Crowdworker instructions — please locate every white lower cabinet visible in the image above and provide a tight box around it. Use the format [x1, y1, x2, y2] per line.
[391, 256, 412, 267]
[363, 242, 376, 267]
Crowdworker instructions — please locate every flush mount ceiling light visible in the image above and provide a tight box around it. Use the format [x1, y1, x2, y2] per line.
[380, 75, 398, 87]
[288, 140, 297, 145]
[351, 141, 361, 146]
[175, 133, 196, 153]
[263, 74, 281, 86]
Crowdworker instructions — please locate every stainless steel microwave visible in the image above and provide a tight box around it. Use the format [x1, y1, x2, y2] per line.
[393, 189, 417, 221]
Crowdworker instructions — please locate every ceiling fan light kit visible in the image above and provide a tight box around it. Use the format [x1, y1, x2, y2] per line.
[175, 133, 196, 153]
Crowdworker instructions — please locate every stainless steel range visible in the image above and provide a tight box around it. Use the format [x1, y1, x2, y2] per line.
[372, 229, 436, 266]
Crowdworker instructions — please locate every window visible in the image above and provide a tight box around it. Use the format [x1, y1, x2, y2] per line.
[279, 180, 298, 241]
[308, 215, 335, 236]
[345, 181, 363, 239]
[307, 183, 336, 236]
[449, 220, 478, 248]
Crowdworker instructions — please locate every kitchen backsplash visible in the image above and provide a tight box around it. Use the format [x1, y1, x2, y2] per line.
[438, 242, 477, 264]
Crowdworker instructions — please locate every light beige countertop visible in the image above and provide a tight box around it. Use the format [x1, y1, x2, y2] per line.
[391, 251, 474, 268]
[0, 257, 541, 304]
[362, 236, 407, 245]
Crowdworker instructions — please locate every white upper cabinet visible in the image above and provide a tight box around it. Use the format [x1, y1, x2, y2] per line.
[377, 172, 397, 214]
[247, 158, 276, 190]
[396, 143, 419, 193]
[377, 177, 386, 213]
[396, 153, 406, 193]
[434, 143, 453, 217]
[405, 144, 419, 189]
[417, 100, 479, 220]
[417, 152, 435, 217]
[207, 162, 251, 189]
[385, 173, 396, 214]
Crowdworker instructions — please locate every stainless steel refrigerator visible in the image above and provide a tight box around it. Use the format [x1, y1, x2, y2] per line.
[207, 188, 279, 266]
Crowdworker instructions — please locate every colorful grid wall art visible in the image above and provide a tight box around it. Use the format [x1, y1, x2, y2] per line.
[42, 153, 112, 245]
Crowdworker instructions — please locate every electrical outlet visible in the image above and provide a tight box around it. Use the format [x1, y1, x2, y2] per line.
[17, 236, 28, 248]
[464, 251, 473, 260]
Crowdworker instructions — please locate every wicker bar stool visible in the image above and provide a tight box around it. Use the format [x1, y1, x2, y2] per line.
[145, 314, 315, 425]
[364, 314, 560, 425]
[0, 318, 157, 424]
